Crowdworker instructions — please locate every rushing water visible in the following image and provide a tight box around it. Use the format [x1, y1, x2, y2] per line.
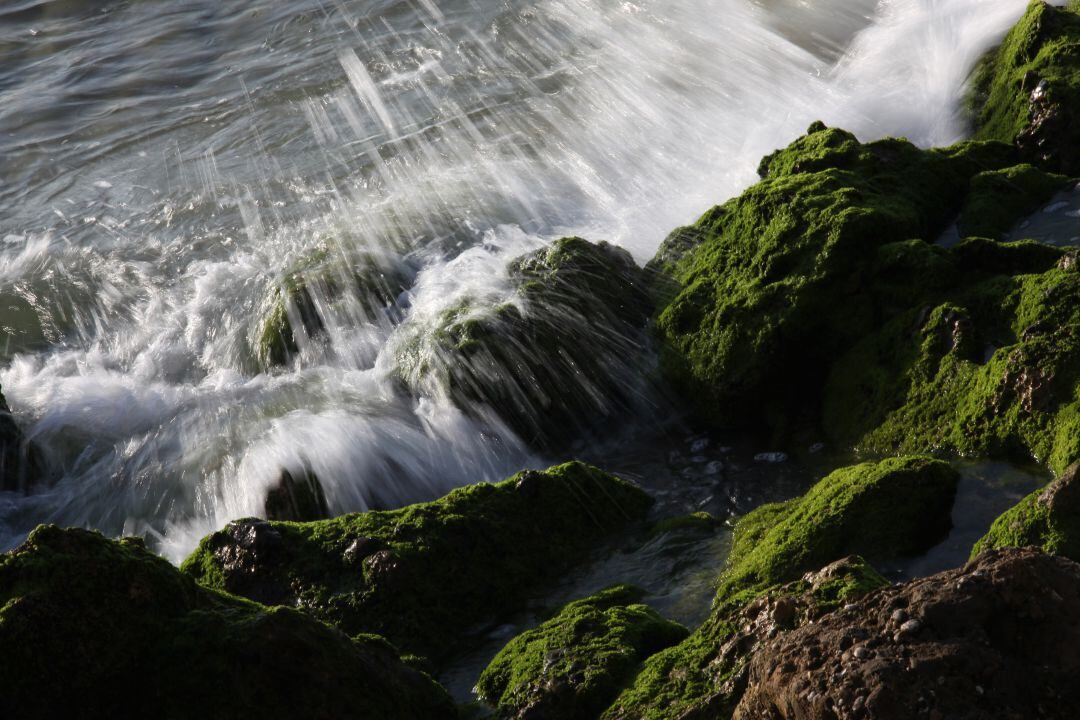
[0, 0, 1037, 560]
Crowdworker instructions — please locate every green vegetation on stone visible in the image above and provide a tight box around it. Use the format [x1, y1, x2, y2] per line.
[969, 0, 1080, 174]
[477, 585, 688, 720]
[0, 525, 455, 720]
[182, 461, 652, 663]
[973, 463, 1080, 560]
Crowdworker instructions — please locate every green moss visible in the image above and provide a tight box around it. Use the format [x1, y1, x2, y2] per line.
[827, 254, 1080, 474]
[0, 525, 455, 720]
[717, 456, 957, 606]
[183, 462, 652, 663]
[602, 555, 887, 720]
[973, 463, 1080, 560]
[648, 122, 1022, 433]
[255, 248, 411, 369]
[969, 0, 1080, 174]
[395, 237, 653, 450]
[476, 585, 688, 720]
[957, 164, 1070, 239]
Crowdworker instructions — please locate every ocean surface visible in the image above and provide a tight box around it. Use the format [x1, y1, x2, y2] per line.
[0, 0, 1037, 560]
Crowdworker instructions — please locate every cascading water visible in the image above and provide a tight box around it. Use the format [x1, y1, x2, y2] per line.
[0, 0, 1037, 561]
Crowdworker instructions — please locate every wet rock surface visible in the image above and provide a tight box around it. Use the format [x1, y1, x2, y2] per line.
[734, 548, 1080, 719]
[264, 465, 330, 522]
[182, 461, 652, 663]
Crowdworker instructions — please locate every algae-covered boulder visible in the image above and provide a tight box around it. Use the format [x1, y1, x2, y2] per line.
[648, 121, 1022, 433]
[956, 163, 1070, 240]
[183, 462, 652, 662]
[395, 237, 653, 450]
[969, 0, 1080, 175]
[734, 548, 1080, 719]
[825, 240, 1080, 474]
[973, 463, 1080, 560]
[601, 456, 954, 719]
[476, 585, 688, 720]
[256, 248, 412, 368]
[602, 556, 887, 720]
[716, 456, 958, 605]
[0, 525, 455, 720]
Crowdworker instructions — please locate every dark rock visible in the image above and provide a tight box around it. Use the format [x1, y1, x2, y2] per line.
[0, 525, 456, 720]
[264, 465, 330, 522]
[733, 548, 1080, 719]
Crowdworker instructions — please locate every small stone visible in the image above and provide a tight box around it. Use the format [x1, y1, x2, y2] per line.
[754, 452, 788, 464]
[899, 619, 922, 635]
[854, 646, 870, 660]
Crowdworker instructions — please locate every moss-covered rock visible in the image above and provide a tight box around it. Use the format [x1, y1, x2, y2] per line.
[394, 237, 653, 450]
[476, 585, 688, 720]
[825, 241, 1080, 474]
[601, 556, 887, 720]
[648, 121, 1023, 434]
[973, 463, 1080, 560]
[256, 248, 411, 368]
[183, 462, 652, 663]
[969, 0, 1080, 175]
[957, 163, 1070, 239]
[717, 455, 957, 606]
[0, 525, 455, 720]
[600, 457, 953, 719]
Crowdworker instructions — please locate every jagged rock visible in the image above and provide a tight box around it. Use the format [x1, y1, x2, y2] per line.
[264, 465, 330, 522]
[183, 462, 652, 663]
[477, 585, 688, 720]
[969, 0, 1080, 175]
[0, 525, 456, 720]
[734, 548, 1080, 719]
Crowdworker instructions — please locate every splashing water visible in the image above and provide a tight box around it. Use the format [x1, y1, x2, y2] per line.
[0, 0, 1034, 560]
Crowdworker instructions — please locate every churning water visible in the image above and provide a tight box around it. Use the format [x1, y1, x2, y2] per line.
[0, 0, 1036, 560]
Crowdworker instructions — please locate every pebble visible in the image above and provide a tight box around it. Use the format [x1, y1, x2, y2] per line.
[691, 438, 709, 452]
[853, 646, 870, 660]
[809, 442, 825, 454]
[899, 619, 922, 635]
[704, 460, 724, 475]
[754, 451, 789, 463]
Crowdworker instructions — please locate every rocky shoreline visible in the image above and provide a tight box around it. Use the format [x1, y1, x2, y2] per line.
[3, 2, 1080, 718]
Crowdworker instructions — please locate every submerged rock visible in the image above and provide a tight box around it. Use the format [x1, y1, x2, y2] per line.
[734, 548, 1080, 719]
[183, 461, 652, 663]
[969, 0, 1080, 176]
[394, 237, 654, 450]
[477, 585, 688, 720]
[0, 386, 38, 492]
[973, 462, 1080, 560]
[256, 248, 412, 369]
[602, 457, 953, 719]
[0, 525, 455, 720]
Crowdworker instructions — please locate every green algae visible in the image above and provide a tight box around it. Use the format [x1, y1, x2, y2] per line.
[476, 585, 688, 720]
[648, 122, 1023, 433]
[183, 461, 652, 663]
[969, 0, 1080, 174]
[395, 237, 653, 450]
[600, 457, 949, 719]
[255, 248, 411, 369]
[825, 248, 1080, 474]
[972, 463, 1080, 560]
[717, 456, 957, 606]
[957, 164, 1070, 239]
[0, 525, 455, 720]
[601, 557, 887, 720]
